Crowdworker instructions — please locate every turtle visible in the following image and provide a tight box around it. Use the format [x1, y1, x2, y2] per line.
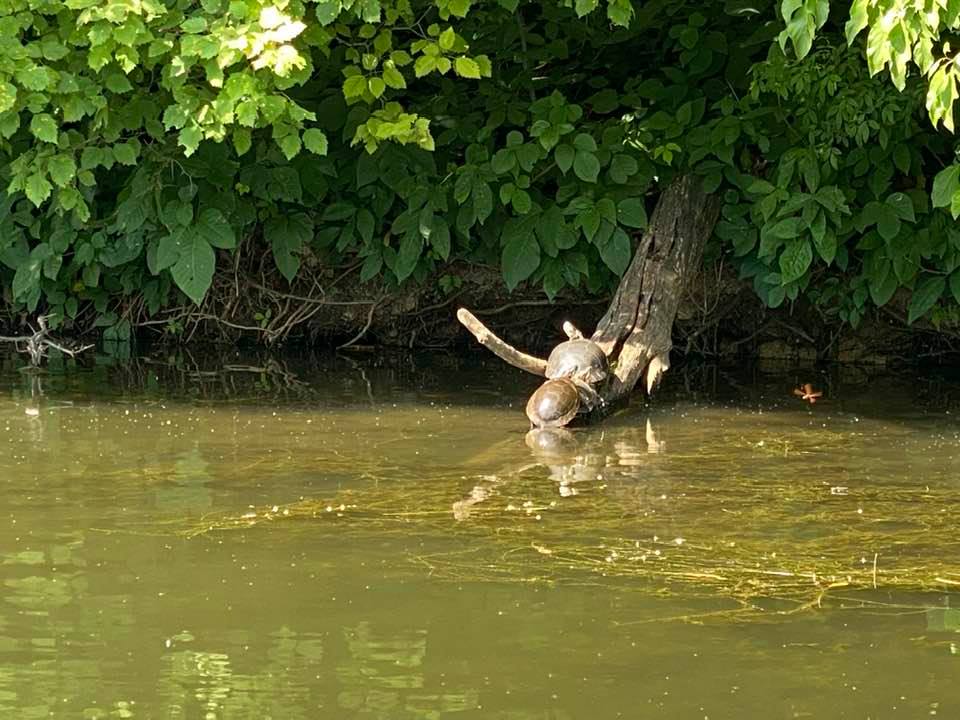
[525, 378, 582, 429]
[545, 338, 609, 386]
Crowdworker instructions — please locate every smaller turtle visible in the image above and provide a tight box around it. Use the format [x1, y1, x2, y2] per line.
[525, 378, 581, 429]
[545, 338, 609, 386]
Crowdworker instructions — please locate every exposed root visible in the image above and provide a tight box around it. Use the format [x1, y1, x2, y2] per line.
[0, 314, 93, 366]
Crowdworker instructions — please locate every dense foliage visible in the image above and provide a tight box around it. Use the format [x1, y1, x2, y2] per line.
[2, 0, 960, 340]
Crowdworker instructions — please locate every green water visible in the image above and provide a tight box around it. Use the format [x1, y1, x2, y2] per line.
[2, 351, 959, 719]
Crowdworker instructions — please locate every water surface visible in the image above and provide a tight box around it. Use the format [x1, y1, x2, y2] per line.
[1, 351, 959, 719]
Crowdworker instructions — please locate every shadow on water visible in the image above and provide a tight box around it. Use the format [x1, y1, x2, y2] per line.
[2, 348, 960, 718]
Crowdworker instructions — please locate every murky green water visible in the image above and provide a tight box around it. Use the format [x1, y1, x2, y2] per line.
[2, 350, 960, 719]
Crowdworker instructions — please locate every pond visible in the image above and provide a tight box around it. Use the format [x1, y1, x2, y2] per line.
[1, 349, 959, 719]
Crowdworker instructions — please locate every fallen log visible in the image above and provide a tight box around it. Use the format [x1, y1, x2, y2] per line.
[457, 174, 721, 423]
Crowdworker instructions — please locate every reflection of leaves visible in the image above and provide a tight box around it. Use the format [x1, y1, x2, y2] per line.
[5, 575, 73, 608]
[1, 550, 45, 565]
[338, 622, 428, 703]
[926, 607, 960, 632]
[158, 446, 213, 512]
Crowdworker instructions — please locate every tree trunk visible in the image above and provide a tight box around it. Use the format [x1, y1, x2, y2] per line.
[457, 173, 720, 420]
[592, 173, 721, 402]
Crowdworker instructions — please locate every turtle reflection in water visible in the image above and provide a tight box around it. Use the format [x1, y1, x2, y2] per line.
[526, 333, 610, 429]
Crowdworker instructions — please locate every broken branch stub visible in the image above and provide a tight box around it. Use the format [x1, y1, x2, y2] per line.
[593, 174, 720, 402]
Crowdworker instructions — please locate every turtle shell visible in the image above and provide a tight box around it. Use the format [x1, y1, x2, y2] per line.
[525, 378, 581, 428]
[545, 339, 609, 384]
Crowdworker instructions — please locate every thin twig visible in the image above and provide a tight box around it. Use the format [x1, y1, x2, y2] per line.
[338, 296, 385, 349]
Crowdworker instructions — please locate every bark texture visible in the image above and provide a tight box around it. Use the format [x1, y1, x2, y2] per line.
[593, 174, 721, 401]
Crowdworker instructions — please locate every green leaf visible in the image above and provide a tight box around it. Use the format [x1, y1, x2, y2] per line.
[156, 228, 188, 271]
[779, 239, 813, 283]
[303, 128, 328, 155]
[414, 55, 437, 78]
[702, 171, 722, 194]
[932, 165, 960, 209]
[812, 227, 836, 265]
[491, 149, 515, 174]
[12, 245, 49, 301]
[892, 145, 911, 174]
[368, 77, 386, 98]
[577, 208, 601, 242]
[609, 154, 638, 184]
[171, 231, 216, 306]
[163, 105, 189, 130]
[182, 16, 208, 33]
[617, 198, 647, 229]
[323, 202, 355, 222]
[845, 0, 868, 44]
[598, 227, 632, 276]
[875, 205, 901, 242]
[25, 173, 52, 206]
[48, 154, 77, 188]
[112, 142, 138, 166]
[276, 131, 301, 160]
[196, 208, 235, 249]
[431, 217, 451, 260]
[176, 203, 194, 226]
[573, 150, 600, 183]
[907, 276, 945, 324]
[356, 209, 375, 244]
[454, 57, 481, 79]
[104, 72, 133, 93]
[950, 270, 960, 305]
[574, 0, 598, 14]
[316, 0, 341, 24]
[343, 74, 367, 98]
[869, 262, 897, 307]
[555, 144, 574, 174]
[233, 128, 252, 156]
[473, 182, 493, 223]
[30, 113, 58, 143]
[747, 178, 776, 195]
[573, 133, 597, 152]
[501, 234, 540, 290]
[359, 252, 382, 282]
[512, 189, 532, 214]
[538, 204, 564, 248]
[767, 217, 802, 240]
[382, 65, 406, 89]
[439, 27, 456, 50]
[179, 125, 203, 156]
[0, 82, 16, 114]
[396, 233, 423, 281]
[885, 192, 915, 223]
[266, 213, 314, 281]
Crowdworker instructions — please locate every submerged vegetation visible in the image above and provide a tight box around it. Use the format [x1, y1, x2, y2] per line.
[179, 423, 960, 615]
[4, 0, 960, 344]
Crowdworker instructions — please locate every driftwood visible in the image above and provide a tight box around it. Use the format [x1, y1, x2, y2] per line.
[457, 174, 720, 421]
[0, 315, 93, 366]
[456, 308, 548, 376]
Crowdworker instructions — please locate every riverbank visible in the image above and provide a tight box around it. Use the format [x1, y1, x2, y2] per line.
[1, 261, 955, 365]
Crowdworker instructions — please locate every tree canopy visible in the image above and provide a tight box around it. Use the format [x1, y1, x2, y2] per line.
[2, 0, 960, 341]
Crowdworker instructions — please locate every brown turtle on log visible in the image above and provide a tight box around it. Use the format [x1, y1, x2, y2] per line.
[526, 333, 610, 428]
[525, 378, 582, 428]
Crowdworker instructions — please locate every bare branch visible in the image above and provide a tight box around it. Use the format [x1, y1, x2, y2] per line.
[456, 308, 547, 376]
[0, 315, 94, 366]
